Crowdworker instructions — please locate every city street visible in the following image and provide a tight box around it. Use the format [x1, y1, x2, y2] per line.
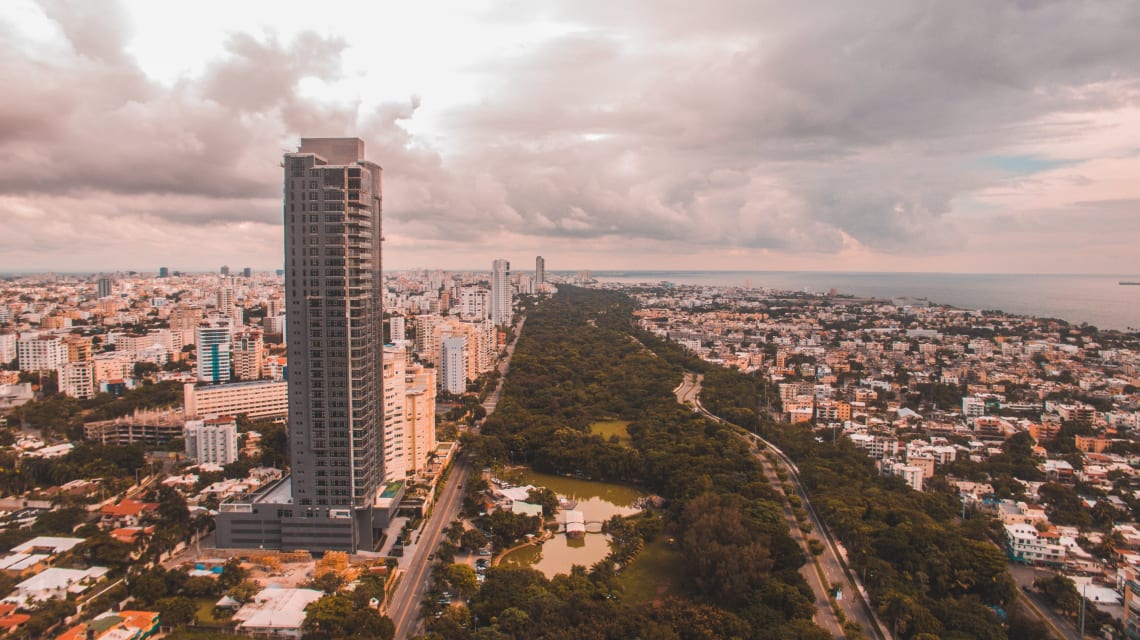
[388, 316, 525, 640]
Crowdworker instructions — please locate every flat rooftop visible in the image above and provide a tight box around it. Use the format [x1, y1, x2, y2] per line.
[254, 475, 293, 505]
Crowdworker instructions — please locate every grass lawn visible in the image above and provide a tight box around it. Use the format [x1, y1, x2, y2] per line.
[194, 598, 233, 628]
[589, 420, 632, 444]
[616, 537, 682, 603]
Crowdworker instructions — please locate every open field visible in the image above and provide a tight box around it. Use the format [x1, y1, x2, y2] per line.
[589, 420, 631, 444]
[615, 538, 682, 603]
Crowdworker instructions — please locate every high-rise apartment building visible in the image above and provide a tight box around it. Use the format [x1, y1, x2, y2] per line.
[404, 363, 437, 477]
[58, 361, 96, 400]
[17, 334, 67, 372]
[441, 336, 467, 395]
[196, 320, 232, 384]
[217, 138, 395, 554]
[0, 333, 17, 365]
[491, 258, 512, 327]
[535, 255, 545, 285]
[389, 315, 406, 342]
[232, 329, 264, 381]
[382, 345, 407, 482]
[185, 416, 239, 465]
[96, 277, 113, 299]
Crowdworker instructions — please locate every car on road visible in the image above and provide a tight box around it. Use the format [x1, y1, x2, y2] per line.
[428, 553, 434, 561]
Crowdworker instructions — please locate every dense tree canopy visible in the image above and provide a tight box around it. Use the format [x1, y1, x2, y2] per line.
[458, 286, 824, 639]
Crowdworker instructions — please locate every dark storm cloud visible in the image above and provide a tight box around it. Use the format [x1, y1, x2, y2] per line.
[1, 0, 1139, 269]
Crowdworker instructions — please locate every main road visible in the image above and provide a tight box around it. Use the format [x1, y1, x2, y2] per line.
[677, 373, 889, 640]
[388, 316, 525, 640]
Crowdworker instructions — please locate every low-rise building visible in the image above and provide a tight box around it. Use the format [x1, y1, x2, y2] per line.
[233, 587, 323, 639]
[1004, 523, 1066, 566]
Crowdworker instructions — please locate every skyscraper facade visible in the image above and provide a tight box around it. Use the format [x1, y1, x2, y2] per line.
[96, 277, 113, 298]
[441, 336, 467, 395]
[284, 137, 384, 509]
[491, 258, 512, 327]
[535, 255, 545, 285]
[196, 320, 232, 384]
[216, 138, 397, 553]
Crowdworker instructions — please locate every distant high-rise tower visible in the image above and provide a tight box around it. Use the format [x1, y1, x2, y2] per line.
[96, 277, 113, 298]
[441, 336, 467, 395]
[491, 258, 512, 327]
[216, 137, 391, 554]
[220, 265, 230, 276]
[535, 255, 545, 285]
[158, 267, 170, 278]
[242, 267, 252, 278]
[196, 320, 232, 384]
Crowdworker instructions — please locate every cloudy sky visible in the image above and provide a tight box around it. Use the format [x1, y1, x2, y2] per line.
[1, 0, 1139, 274]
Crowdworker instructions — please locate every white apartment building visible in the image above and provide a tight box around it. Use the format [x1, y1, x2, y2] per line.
[185, 416, 239, 465]
[382, 346, 408, 482]
[196, 320, 232, 384]
[1004, 523, 1066, 565]
[962, 396, 986, 418]
[183, 381, 287, 420]
[491, 258, 512, 327]
[0, 333, 17, 365]
[389, 315, 406, 342]
[17, 334, 67, 372]
[457, 287, 488, 321]
[405, 363, 437, 477]
[58, 361, 96, 400]
[441, 336, 467, 395]
[92, 352, 132, 383]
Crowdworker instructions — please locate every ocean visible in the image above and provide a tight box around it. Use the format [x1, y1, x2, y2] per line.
[583, 271, 1140, 332]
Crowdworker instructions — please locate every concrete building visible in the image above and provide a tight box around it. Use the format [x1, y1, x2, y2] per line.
[196, 319, 232, 384]
[17, 334, 66, 372]
[458, 287, 489, 321]
[216, 138, 398, 554]
[232, 329, 264, 381]
[491, 258, 512, 327]
[441, 336, 467, 395]
[185, 416, 239, 465]
[1004, 522, 1066, 565]
[382, 345, 407, 482]
[57, 361, 96, 400]
[405, 363, 436, 477]
[0, 333, 17, 365]
[389, 315, 405, 342]
[535, 255, 545, 285]
[183, 381, 288, 420]
[234, 587, 323, 639]
[96, 277, 113, 299]
[84, 409, 185, 446]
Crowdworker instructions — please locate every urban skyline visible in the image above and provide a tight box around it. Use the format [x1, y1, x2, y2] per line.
[2, 2, 1140, 275]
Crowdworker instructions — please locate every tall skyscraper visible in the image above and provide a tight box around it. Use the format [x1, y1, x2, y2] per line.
[215, 138, 393, 554]
[96, 277, 113, 298]
[491, 258, 512, 327]
[158, 267, 170, 278]
[535, 255, 545, 285]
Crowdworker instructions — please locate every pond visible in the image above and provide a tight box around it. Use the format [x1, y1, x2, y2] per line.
[499, 469, 646, 578]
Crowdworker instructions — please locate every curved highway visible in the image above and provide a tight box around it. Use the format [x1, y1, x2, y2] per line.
[678, 373, 890, 640]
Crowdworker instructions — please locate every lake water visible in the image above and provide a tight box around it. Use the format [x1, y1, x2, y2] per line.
[582, 270, 1140, 331]
[499, 469, 645, 578]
